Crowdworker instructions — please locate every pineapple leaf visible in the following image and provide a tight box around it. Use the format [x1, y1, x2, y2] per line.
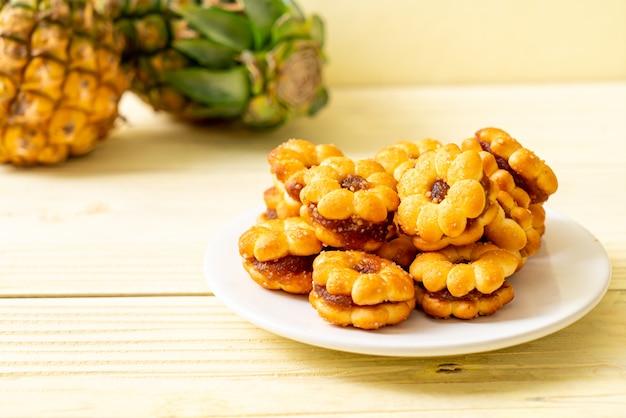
[244, 94, 286, 128]
[309, 14, 325, 47]
[163, 67, 250, 116]
[173, 38, 237, 69]
[180, 104, 248, 120]
[271, 13, 309, 44]
[240, 0, 287, 50]
[123, 0, 160, 15]
[170, 4, 253, 52]
[279, 0, 305, 20]
[308, 88, 329, 116]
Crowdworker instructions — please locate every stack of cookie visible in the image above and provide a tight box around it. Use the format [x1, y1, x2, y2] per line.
[238, 128, 558, 329]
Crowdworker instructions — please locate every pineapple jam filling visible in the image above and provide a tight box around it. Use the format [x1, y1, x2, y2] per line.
[478, 140, 530, 193]
[251, 255, 316, 280]
[354, 256, 382, 275]
[341, 174, 369, 192]
[285, 179, 304, 202]
[313, 283, 354, 308]
[427, 179, 450, 203]
[262, 208, 278, 220]
[420, 284, 487, 302]
[306, 203, 396, 249]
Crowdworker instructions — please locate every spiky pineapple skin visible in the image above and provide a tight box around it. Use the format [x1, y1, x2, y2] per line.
[0, 0, 130, 165]
[101, 0, 328, 128]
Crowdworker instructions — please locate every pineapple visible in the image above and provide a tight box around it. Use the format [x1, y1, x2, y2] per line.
[0, 0, 327, 166]
[101, 0, 328, 128]
[0, 0, 129, 165]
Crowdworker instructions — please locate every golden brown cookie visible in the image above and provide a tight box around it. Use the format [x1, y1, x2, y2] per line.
[238, 217, 323, 294]
[374, 139, 442, 181]
[309, 250, 416, 329]
[529, 203, 547, 237]
[476, 148, 532, 209]
[397, 143, 499, 251]
[414, 281, 515, 319]
[299, 156, 400, 251]
[259, 186, 301, 221]
[465, 149, 545, 257]
[265, 139, 344, 220]
[267, 138, 344, 184]
[409, 242, 522, 297]
[376, 233, 420, 269]
[485, 193, 542, 258]
[468, 127, 558, 204]
[407, 203, 499, 252]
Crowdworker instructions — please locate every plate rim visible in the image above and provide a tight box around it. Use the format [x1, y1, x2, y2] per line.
[204, 206, 611, 357]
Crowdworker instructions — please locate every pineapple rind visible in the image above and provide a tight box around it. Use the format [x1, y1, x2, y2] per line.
[0, 0, 130, 165]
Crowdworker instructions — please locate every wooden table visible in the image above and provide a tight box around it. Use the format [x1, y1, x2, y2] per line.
[1, 82, 625, 417]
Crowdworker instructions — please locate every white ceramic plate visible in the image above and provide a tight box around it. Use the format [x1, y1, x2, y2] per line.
[204, 206, 611, 357]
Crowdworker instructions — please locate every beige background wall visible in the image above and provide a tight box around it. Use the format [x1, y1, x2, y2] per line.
[298, 0, 626, 86]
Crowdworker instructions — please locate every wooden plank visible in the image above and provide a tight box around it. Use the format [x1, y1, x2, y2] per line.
[1, 293, 625, 417]
[0, 243, 209, 297]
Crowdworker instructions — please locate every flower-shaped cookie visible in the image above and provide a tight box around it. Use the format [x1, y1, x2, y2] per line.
[309, 250, 416, 329]
[299, 156, 400, 251]
[485, 193, 542, 259]
[468, 127, 558, 204]
[464, 145, 545, 257]
[259, 186, 301, 221]
[374, 138, 442, 181]
[268, 138, 344, 185]
[414, 281, 515, 320]
[238, 217, 323, 294]
[375, 233, 419, 269]
[397, 143, 498, 250]
[409, 242, 522, 297]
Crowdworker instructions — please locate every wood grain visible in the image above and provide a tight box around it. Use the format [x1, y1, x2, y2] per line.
[1, 294, 625, 417]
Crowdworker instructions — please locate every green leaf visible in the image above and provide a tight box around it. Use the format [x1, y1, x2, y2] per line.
[241, 0, 286, 49]
[243, 94, 286, 128]
[279, 0, 305, 19]
[307, 87, 329, 116]
[123, 0, 160, 15]
[179, 104, 248, 120]
[163, 67, 250, 117]
[173, 38, 237, 69]
[308, 14, 325, 47]
[271, 13, 309, 44]
[171, 4, 253, 52]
